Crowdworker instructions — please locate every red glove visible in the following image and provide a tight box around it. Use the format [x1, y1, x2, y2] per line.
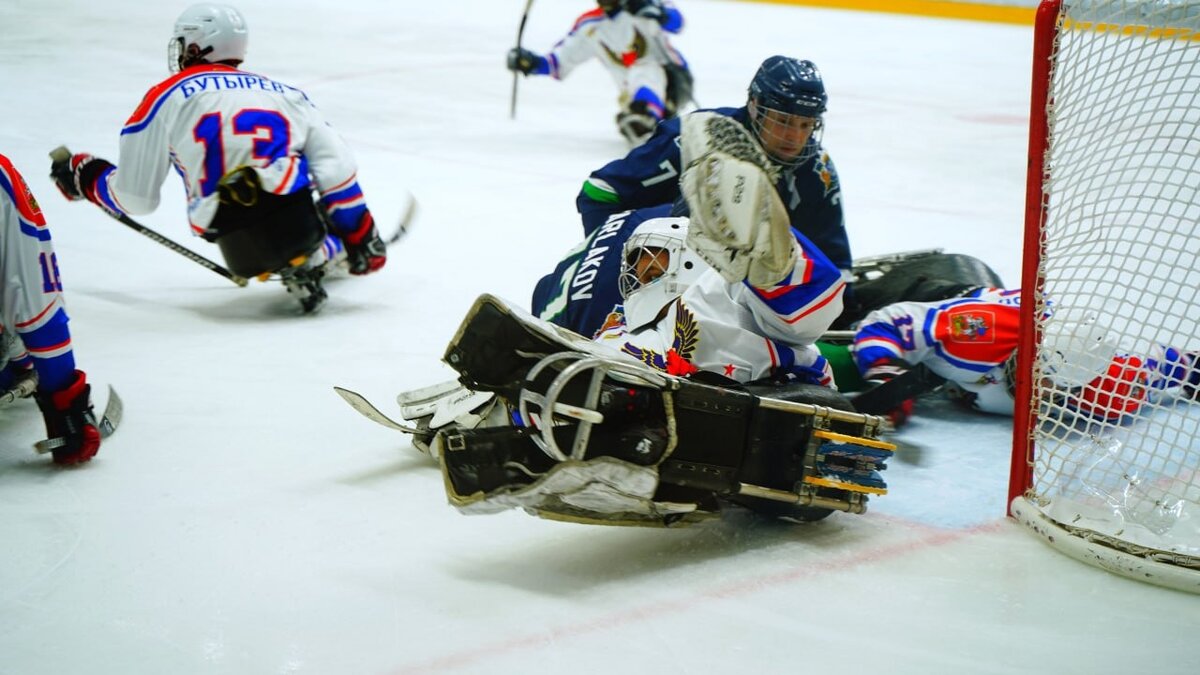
[343, 211, 387, 275]
[34, 370, 101, 465]
[50, 153, 114, 204]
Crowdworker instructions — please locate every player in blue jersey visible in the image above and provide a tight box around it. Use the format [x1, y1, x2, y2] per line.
[575, 55, 856, 323]
[51, 3, 387, 313]
[1, 153, 101, 465]
[531, 204, 681, 338]
[507, 0, 692, 145]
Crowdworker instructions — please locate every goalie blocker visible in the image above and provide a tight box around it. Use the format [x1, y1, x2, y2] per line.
[431, 294, 894, 526]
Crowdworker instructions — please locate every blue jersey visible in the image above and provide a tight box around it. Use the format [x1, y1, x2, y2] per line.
[576, 106, 852, 272]
[531, 204, 672, 338]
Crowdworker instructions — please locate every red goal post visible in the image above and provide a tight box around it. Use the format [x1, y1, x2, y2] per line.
[1009, 0, 1200, 593]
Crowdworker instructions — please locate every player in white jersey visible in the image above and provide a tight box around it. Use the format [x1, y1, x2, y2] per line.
[843, 287, 1200, 425]
[51, 3, 387, 313]
[1, 153, 101, 465]
[507, 0, 693, 145]
[593, 214, 843, 387]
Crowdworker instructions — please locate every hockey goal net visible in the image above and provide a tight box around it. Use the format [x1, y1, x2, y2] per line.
[1009, 0, 1200, 593]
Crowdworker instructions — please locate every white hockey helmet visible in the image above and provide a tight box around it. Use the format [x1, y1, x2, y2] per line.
[617, 216, 708, 329]
[168, 3, 249, 73]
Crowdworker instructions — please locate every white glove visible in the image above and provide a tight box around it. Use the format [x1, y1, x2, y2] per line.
[681, 151, 797, 287]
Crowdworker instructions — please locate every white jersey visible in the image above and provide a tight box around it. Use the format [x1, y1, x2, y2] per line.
[0, 153, 74, 386]
[93, 64, 362, 236]
[0, 154, 65, 341]
[595, 230, 845, 386]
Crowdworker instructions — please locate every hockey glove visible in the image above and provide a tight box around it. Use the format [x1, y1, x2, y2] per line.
[680, 150, 795, 287]
[863, 357, 914, 428]
[506, 48, 546, 76]
[34, 370, 101, 466]
[50, 153, 114, 204]
[343, 211, 387, 275]
[623, 0, 667, 23]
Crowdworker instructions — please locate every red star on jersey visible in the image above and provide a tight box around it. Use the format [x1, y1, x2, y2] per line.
[724, 363, 737, 377]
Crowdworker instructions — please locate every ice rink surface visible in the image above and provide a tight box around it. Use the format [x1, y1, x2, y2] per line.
[1, 1, 1197, 673]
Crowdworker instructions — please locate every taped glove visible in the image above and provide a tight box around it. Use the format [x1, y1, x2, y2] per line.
[34, 370, 101, 466]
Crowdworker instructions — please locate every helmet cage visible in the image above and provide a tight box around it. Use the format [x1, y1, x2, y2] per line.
[617, 217, 704, 329]
[748, 100, 825, 166]
[747, 56, 828, 166]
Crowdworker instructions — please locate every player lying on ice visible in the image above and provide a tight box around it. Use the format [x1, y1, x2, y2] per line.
[347, 135, 896, 526]
[575, 55, 860, 326]
[50, 3, 387, 314]
[824, 287, 1200, 428]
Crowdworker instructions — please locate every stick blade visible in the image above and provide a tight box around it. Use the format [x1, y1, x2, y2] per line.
[333, 386, 419, 432]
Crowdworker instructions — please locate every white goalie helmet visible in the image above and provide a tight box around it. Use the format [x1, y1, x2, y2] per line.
[168, 3, 249, 73]
[617, 216, 708, 329]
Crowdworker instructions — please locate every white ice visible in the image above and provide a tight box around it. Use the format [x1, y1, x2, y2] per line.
[1, 1, 1197, 673]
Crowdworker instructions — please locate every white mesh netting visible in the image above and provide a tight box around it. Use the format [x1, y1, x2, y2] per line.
[1023, 0, 1200, 576]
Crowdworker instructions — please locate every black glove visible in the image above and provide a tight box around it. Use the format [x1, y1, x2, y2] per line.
[506, 47, 542, 76]
[35, 370, 101, 465]
[623, 0, 666, 23]
[862, 357, 915, 427]
[50, 152, 114, 204]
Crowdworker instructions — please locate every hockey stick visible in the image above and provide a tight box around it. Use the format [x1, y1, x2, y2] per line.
[334, 386, 421, 433]
[386, 194, 418, 246]
[849, 363, 946, 417]
[49, 146, 249, 287]
[33, 385, 124, 454]
[509, 0, 535, 120]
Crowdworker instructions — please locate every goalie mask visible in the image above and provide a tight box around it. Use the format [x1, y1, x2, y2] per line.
[747, 56, 827, 166]
[169, 3, 249, 73]
[617, 217, 707, 330]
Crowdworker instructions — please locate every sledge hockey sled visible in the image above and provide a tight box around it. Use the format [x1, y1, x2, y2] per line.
[209, 167, 330, 313]
[431, 294, 896, 527]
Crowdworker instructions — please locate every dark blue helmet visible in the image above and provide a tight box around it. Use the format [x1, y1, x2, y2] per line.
[748, 56, 827, 117]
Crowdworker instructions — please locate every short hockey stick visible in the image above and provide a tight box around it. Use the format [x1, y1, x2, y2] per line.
[33, 385, 124, 454]
[334, 386, 421, 433]
[386, 194, 418, 245]
[509, 0, 535, 120]
[49, 146, 249, 287]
